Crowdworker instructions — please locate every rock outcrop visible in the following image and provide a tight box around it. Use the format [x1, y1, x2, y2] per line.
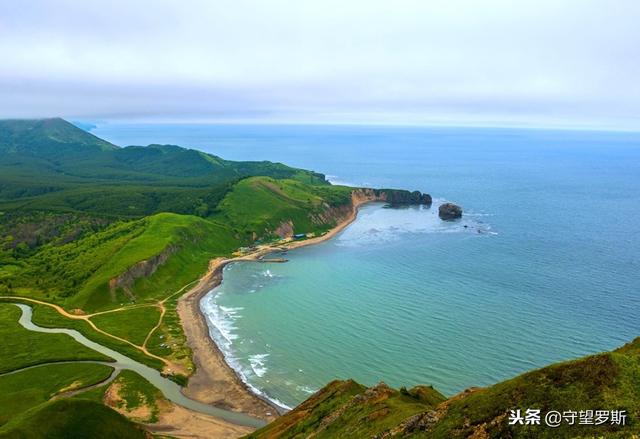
[438, 202, 462, 220]
[354, 188, 432, 206]
[108, 245, 176, 300]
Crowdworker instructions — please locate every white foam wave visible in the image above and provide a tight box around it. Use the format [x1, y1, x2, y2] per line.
[326, 174, 360, 187]
[249, 353, 269, 377]
[336, 199, 496, 246]
[200, 293, 293, 411]
[200, 296, 243, 349]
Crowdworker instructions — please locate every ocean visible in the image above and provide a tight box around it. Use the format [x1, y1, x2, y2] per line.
[93, 123, 640, 409]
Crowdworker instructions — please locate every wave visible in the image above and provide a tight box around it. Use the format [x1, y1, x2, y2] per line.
[249, 353, 269, 377]
[326, 174, 360, 187]
[336, 200, 495, 247]
[200, 291, 292, 411]
[296, 385, 317, 395]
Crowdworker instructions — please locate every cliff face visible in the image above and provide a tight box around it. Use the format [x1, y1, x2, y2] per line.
[279, 188, 432, 239]
[354, 188, 432, 206]
[108, 245, 176, 300]
[247, 337, 640, 439]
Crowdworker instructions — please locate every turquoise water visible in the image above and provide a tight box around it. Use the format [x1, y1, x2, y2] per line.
[94, 124, 640, 409]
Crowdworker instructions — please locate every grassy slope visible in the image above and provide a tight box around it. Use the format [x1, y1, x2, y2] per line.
[29, 304, 164, 370]
[0, 399, 147, 439]
[6, 212, 239, 311]
[422, 338, 640, 438]
[0, 120, 352, 375]
[214, 176, 353, 239]
[249, 339, 640, 439]
[247, 381, 446, 439]
[90, 306, 162, 346]
[0, 362, 114, 426]
[0, 303, 112, 373]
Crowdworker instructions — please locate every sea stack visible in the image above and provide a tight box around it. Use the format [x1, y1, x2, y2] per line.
[439, 202, 462, 220]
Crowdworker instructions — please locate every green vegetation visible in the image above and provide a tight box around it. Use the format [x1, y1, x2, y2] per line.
[0, 399, 147, 439]
[0, 118, 326, 218]
[29, 305, 164, 371]
[0, 362, 114, 426]
[249, 338, 640, 439]
[213, 176, 353, 240]
[91, 306, 161, 345]
[78, 370, 165, 423]
[0, 303, 112, 373]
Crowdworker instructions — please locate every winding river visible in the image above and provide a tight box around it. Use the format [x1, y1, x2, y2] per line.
[11, 303, 265, 428]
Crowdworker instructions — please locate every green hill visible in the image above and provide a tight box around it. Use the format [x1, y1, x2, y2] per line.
[0, 117, 118, 156]
[0, 118, 326, 216]
[248, 338, 640, 439]
[0, 399, 147, 439]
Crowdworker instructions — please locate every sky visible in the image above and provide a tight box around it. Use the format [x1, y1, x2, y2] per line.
[1, 0, 639, 129]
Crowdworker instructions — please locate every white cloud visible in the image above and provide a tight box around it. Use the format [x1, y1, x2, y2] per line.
[0, 0, 639, 129]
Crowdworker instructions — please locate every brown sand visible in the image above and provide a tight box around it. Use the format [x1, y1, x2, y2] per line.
[147, 400, 253, 439]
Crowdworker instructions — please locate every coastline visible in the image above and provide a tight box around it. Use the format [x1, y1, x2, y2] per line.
[176, 194, 379, 424]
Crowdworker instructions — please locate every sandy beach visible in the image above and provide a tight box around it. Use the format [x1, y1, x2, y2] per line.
[175, 193, 380, 433]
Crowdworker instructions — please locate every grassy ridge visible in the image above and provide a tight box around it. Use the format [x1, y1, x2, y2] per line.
[4, 212, 240, 311]
[214, 177, 353, 239]
[248, 339, 640, 439]
[71, 212, 238, 311]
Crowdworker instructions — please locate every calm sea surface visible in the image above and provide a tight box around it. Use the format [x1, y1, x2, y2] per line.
[93, 123, 640, 408]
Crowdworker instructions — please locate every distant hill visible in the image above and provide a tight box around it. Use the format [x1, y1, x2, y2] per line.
[0, 118, 327, 216]
[248, 338, 640, 438]
[0, 117, 118, 156]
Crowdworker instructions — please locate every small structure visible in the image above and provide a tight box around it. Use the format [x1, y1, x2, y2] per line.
[293, 233, 306, 240]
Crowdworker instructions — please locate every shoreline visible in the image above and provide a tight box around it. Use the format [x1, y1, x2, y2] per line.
[176, 194, 380, 424]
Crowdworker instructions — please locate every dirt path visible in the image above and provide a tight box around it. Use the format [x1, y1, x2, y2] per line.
[0, 295, 185, 374]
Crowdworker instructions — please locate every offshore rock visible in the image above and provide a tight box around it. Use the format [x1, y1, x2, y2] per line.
[438, 202, 462, 220]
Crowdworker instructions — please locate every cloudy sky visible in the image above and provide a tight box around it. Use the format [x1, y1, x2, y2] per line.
[1, 0, 639, 129]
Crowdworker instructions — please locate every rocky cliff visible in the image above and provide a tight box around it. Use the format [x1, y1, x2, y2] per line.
[358, 188, 432, 206]
[108, 245, 176, 300]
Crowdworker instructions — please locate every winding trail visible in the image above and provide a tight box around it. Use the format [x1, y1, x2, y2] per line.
[0, 295, 179, 372]
[0, 278, 203, 377]
[143, 279, 199, 350]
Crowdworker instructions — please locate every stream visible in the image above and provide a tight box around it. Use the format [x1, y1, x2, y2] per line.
[12, 303, 266, 429]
